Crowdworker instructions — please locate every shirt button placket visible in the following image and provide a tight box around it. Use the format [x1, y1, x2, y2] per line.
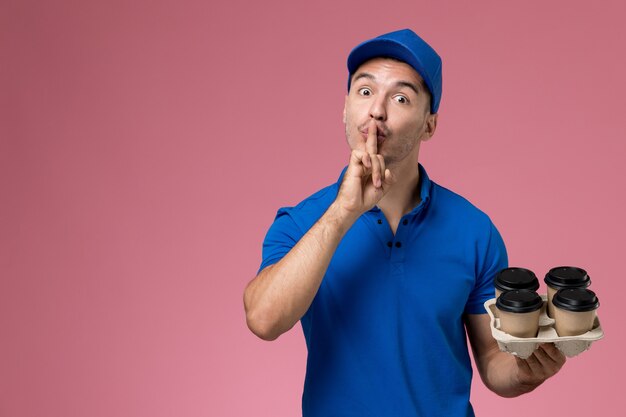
[391, 217, 409, 263]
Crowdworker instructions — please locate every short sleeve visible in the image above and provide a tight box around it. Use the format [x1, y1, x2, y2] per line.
[464, 220, 508, 314]
[257, 207, 304, 275]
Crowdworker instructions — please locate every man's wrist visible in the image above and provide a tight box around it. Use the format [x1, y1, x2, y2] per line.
[327, 201, 360, 232]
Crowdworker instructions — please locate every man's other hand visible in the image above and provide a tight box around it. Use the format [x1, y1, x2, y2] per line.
[514, 343, 566, 389]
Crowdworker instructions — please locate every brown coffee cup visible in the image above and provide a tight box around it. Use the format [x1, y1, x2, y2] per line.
[496, 290, 543, 338]
[552, 288, 599, 336]
[544, 266, 591, 317]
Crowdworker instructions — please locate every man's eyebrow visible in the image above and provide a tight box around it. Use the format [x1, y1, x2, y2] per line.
[352, 72, 375, 83]
[394, 81, 421, 96]
[352, 72, 422, 96]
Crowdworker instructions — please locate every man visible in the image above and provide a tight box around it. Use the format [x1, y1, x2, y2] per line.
[244, 29, 565, 416]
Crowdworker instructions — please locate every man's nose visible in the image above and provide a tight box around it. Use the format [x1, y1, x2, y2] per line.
[369, 96, 387, 121]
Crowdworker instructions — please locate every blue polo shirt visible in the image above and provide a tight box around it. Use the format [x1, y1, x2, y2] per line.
[258, 164, 508, 417]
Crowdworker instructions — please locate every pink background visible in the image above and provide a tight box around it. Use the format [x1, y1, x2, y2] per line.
[2, 0, 625, 416]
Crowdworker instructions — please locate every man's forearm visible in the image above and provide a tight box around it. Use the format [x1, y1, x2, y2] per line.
[244, 202, 358, 340]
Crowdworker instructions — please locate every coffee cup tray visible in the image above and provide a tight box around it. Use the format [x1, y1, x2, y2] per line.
[484, 295, 604, 359]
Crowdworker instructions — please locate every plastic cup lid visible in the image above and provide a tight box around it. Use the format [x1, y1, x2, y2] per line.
[552, 288, 600, 312]
[496, 290, 543, 313]
[544, 266, 591, 289]
[494, 267, 540, 292]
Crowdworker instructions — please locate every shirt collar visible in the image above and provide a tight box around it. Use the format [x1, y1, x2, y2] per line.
[335, 163, 432, 214]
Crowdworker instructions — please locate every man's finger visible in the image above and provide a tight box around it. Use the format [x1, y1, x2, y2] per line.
[369, 151, 382, 188]
[522, 351, 544, 376]
[375, 155, 385, 189]
[538, 343, 566, 367]
[532, 345, 557, 369]
[347, 150, 371, 176]
[366, 119, 378, 155]
[514, 356, 531, 375]
[383, 168, 397, 185]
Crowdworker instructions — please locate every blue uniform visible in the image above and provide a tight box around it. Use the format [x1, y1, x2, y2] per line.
[258, 164, 508, 416]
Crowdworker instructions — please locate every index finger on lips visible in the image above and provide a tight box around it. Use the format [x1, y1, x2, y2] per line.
[366, 119, 378, 155]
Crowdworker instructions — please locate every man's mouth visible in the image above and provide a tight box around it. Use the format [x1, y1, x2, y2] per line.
[361, 128, 387, 144]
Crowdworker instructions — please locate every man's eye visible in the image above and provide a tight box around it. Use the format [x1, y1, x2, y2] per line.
[394, 95, 408, 104]
[358, 88, 371, 96]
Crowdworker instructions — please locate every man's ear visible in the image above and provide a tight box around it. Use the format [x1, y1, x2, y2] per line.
[342, 95, 348, 124]
[421, 113, 438, 141]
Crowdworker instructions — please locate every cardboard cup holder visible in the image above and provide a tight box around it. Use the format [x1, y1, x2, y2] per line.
[484, 295, 604, 359]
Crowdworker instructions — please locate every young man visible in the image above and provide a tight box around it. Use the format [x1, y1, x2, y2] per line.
[244, 29, 565, 416]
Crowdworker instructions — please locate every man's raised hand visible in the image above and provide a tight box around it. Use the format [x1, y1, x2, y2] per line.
[335, 119, 397, 218]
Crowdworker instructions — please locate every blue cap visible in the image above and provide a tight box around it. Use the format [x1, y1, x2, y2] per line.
[347, 29, 442, 114]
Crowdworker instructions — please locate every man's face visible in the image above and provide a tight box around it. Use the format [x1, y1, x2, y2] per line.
[343, 57, 437, 167]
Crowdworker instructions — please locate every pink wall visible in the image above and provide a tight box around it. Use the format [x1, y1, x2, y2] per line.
[2, 0, 624, 416]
